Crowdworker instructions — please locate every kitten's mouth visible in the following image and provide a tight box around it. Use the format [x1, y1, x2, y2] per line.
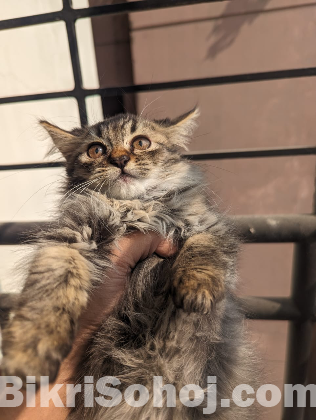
[117, 171, 135, 183]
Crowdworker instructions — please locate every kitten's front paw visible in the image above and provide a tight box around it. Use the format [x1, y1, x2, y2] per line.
[1, 349, 61, 385]
[1, 321, 72, 384]
[172, 269, 225, 314]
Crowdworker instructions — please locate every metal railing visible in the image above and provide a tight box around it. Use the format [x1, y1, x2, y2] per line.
[0, 1, 315, 419]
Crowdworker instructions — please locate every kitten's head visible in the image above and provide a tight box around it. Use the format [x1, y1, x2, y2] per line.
[41, 108, 200, 200]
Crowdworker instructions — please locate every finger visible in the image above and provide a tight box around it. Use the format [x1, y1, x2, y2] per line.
[155, 238, 178, 257]
[110, 232, 177, 271]
[111, 232, 159, 266]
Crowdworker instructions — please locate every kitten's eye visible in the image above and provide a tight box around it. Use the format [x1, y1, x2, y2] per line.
[87, 143, 106, 159]
[132, 137, 151, 151]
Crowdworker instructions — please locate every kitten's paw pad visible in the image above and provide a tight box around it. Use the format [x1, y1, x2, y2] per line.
[172, 271, 225, 314]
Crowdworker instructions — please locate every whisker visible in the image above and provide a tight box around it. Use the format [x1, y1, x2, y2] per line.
[63, 180, 94, 198]
[11, 180, 58, 221]
[140, 96, 162, 118]
[144, 105, 166, 120]
[62, 177, 103, 202]
[139, 97, 148, 118]
[97, 177, 107, 194]
[192, 132, 212, 139]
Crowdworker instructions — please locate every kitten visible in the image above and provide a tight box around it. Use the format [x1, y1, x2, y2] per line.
[1, 108, 258, 419]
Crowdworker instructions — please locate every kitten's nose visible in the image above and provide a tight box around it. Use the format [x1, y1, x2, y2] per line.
[110, 155, 130, 169]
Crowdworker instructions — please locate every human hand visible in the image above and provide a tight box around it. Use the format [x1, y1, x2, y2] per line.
[61, 232, 177, 377]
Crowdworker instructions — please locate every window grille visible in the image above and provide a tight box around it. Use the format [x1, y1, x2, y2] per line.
[0, 1, 315, 418]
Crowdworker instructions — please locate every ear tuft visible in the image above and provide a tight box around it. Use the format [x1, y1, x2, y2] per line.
[40, 120, 79, 159]
[156, 107, 200, 150]
[171, 107, 200, 133]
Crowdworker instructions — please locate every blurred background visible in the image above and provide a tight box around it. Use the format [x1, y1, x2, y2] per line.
[0, 1, 316, 419]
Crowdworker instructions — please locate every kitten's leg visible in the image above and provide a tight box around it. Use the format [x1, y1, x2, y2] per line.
[1, 245, 93, 382]
[172, 230, 237, 314]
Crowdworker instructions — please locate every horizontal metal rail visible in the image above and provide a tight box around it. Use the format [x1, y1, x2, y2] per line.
[0, 162, 65, 171]
[0, 293, 303, 322]
[1, 214, 315, 246]
[232, 214, 316, 243]
[0, 216, 314, 323]
[2, 67, 316, 106]
[185, 146, 316, 160]
[1, 146, 315, 172]
[0, 0, 225, 31]
[240, 296, 301, 321]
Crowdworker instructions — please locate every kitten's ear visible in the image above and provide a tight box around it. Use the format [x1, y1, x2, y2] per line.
[170, 107, 200, 131]
[40, 120, 80, 159]
[157, 107, 200, 149]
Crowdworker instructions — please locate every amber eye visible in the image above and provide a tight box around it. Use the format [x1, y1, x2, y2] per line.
[87, 143, 106, 159]
[132, 137, 151, 151]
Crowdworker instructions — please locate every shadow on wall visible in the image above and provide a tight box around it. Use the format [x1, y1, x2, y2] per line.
[206, 0, 271, 59]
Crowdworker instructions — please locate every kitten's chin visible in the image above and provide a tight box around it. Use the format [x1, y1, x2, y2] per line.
[104, 176, 152, 200]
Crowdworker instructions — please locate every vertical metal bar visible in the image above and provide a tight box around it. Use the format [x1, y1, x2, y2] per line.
[63, 0, 88, 126]
[303, 165, 316, 420]
[282, 241, 316, 420]
[304, 327, 316, 420]
[88, 0, 136, 118]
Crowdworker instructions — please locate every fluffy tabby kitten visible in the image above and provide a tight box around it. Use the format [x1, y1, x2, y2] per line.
[1, 108, 258, 419]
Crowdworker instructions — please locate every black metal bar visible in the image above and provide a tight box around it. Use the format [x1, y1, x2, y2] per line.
[233, 215, 316, 243]
[74, 0, 227, 19]
[1, 215, 315, 245]
[63, 0, 87, 126]
[87, 67, 316, 96]
[2, 67, 316, 106]
[185, 146, 316, 160]
[282, 242, 316, 420]
[300, 155, 316, 420]
[0, 222, 48, 245]
[0, 11, 63, 31]
[0, 90, 74, 105]
[0, 1, 225, 31]
[239, 296, 301, 321]
[1, 146, 315, 172]
[283, 150, 316, 420]
[0, 162, 65, 171]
